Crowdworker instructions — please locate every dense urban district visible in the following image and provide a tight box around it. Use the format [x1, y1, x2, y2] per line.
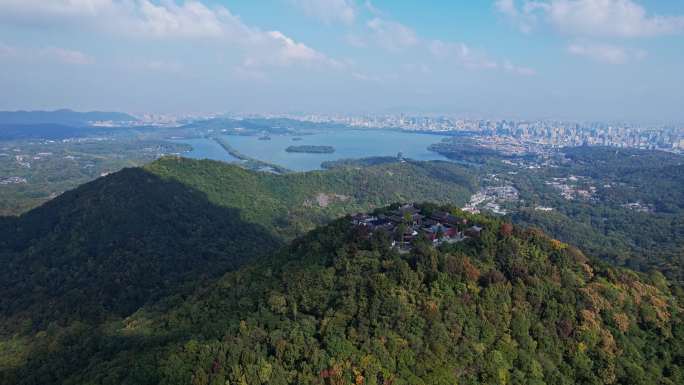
[302, 115, 683, 152]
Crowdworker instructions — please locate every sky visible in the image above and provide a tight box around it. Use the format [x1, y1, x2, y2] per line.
[0, 0, 683, 122]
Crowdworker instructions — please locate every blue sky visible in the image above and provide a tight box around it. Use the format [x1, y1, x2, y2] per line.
[0, 0, 683, 121]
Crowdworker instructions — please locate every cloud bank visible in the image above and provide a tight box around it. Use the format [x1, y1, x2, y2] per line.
[496, 0, 684, 37]
[0, 0, 339, 71]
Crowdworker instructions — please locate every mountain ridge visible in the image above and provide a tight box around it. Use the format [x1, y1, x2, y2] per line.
[0, 167, 281, 328]
[3, 203, 682, 384]
[0, 156, 478, 329]
[0, 109, 137, 126]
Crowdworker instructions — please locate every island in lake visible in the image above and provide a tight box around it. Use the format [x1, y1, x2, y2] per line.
[285, 145, 335, 154]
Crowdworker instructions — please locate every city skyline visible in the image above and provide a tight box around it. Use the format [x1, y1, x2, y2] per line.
[1, 0, 684, 122]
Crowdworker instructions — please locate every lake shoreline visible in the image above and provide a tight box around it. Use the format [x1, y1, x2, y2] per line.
[173, 128, 451, 172]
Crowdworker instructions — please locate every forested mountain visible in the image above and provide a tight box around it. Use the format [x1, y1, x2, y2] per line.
[145, 157, 477, 239]
[0, 109, 138, 139]
[2, 205, 682, 384]
[1, 154, 683, 384]
[0, 167, 281, 328]
[0, 157, 477, 329]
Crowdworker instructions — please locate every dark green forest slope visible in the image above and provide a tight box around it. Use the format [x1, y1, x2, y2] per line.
[144, 157, 477, 239]
[0, 158, 477, 329]
[0, 168, 281, 329]
[3, 205, 683, 385]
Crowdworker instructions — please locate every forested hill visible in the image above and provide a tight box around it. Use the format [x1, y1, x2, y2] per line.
[4, 205, 683, 384]
[0, 157, 477, 329]
[144, 156, 477, 239]
[0, 167, 282, 328]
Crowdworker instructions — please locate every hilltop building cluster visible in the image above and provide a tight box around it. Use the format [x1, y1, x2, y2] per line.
[351, 204, 483, 251]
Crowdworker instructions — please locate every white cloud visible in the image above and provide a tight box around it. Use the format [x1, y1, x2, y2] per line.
[235, 30, 345, 78]
[367, 18, 419, 52]
[134, 0, 231, 38]
[0, 0, 115, 21]
[266, 30, 343, 68]
[0, 0, 253, 39]
[497, 0, 684, 37]
[567, 42, 646, 63]
[42, 47, 95, 65]
[0, 0, 340, 71]
[545, 0, 684, 37]
[496, 0, 518, 16]
[495, 0, 536, 33]
[363, 1, 383, 16]
[290, 0, 356, 25]
[429, 40, 498, 71]
[349, 16, 534, 76]
[503, 60, 536, 75]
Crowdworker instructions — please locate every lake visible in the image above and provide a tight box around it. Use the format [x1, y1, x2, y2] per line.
[175, 129, 449, 171]
[172, 137, 241, 163]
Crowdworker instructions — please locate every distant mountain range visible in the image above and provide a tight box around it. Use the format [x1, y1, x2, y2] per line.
[0, 109, 137, 126]
[0, 109, 138, 140]
[0, 123, 115, 140]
